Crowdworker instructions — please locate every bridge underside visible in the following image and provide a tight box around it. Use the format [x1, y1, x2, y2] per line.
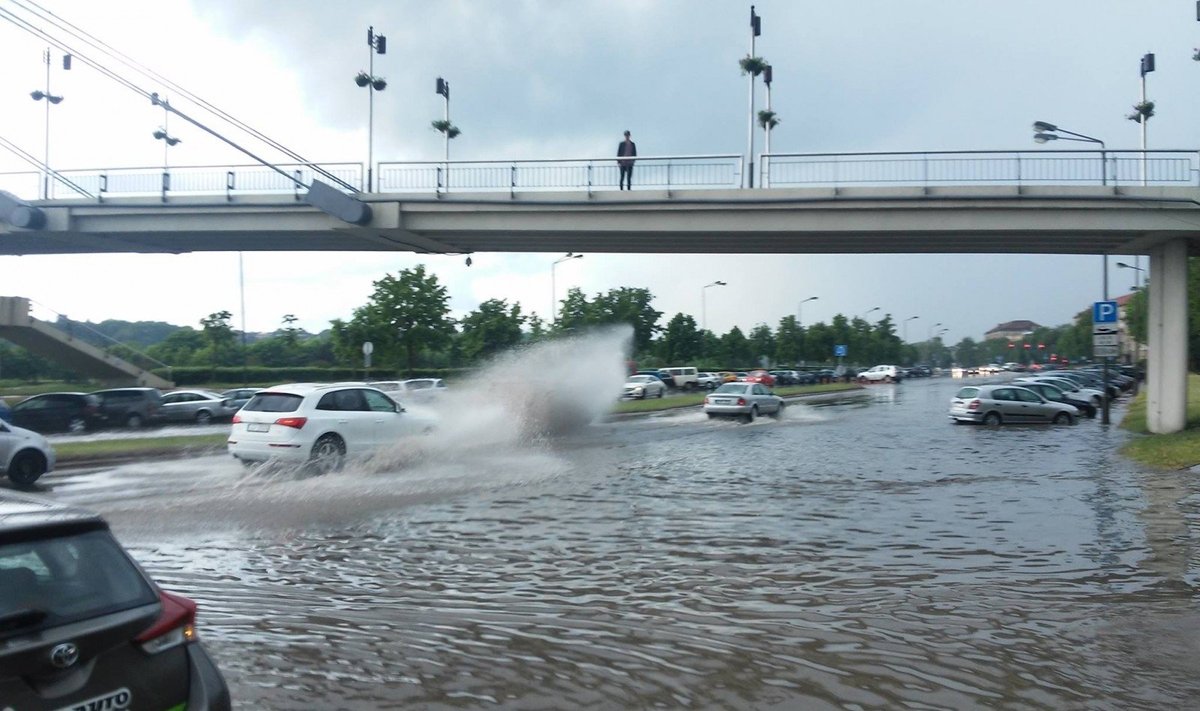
[1, 186, 1199, 257]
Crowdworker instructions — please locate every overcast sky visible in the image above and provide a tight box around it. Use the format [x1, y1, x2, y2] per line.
[0, 0, 1193, 343]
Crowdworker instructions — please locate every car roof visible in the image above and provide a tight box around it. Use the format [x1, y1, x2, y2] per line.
[257, 382, 382, 396]
[0, 490, 107, 539]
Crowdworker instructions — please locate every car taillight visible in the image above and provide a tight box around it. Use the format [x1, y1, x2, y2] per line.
[136, 590, 197, 654]
[737, 397, 746, 406]
[275, 416, 307, 429]
[231, 413, 241, 424]
[967, 399, 981, 411]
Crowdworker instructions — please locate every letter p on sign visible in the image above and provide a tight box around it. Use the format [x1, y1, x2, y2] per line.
[1093, 301, 1118, 324]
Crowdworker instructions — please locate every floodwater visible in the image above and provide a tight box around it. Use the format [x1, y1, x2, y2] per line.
[24, 345, 1200, 709]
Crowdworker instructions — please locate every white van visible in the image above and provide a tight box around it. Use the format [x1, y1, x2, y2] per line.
[662, 366, 699, 390]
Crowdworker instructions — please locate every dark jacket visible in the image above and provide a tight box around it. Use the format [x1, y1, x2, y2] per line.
[617, 140, 637, 167]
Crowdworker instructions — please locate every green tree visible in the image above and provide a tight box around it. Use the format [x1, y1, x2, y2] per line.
[459, 298, 526, 362]
[526, 313, 547, 341]
[146, 327, 206, 366]
[659, 313, 703, 364]
[749, 323, 775, 366]
[199, 311, 236, 367]
[556, 287, 591, 331]
[774, 315, 803, 365]
[721, 326, 753, 367]
[361, 265, 456, 374]
[590, 287, 662, 354]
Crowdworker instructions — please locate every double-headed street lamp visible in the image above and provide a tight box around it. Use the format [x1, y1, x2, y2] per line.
[551, 252, 583, 323]
[1032, 121, 1107, 185]
[30, 49, 70, 199]
[701, 280, 727, 332]
[355, 26, 388, 192]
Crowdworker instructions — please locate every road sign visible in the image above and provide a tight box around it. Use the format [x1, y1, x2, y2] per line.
[1093, 345, 1120, 358]
[1093, 300, 1118, 324]
[834, 344, 847, 357]
[1092, 333, 1119, 346]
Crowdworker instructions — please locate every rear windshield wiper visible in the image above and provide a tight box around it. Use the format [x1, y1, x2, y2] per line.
[0, 608, 49, 634]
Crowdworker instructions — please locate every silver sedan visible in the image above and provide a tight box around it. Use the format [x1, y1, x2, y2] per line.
[948, 384, 1077, 425]
[623, 375, 665, 399]
[160, 389, 236, 424]
[704, 382, 784, 422]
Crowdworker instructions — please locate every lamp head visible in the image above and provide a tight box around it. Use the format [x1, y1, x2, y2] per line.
[1033, 133, 1056, 144]
[716, 280, 726, 286]
[29, 90, 44, 101]
[165, 136, 181, 146]
[152, 128, 167, 140]
[1032, 121, 1057, 132]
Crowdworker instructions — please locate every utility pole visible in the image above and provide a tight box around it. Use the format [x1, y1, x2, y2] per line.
[745, 6, 760, 188]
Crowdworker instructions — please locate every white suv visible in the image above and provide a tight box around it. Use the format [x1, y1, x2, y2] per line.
[227, 383, 434, 472]
[858, 365, 902, 383]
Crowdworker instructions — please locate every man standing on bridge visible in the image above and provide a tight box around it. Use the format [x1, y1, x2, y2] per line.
[617, 130, 637, 190]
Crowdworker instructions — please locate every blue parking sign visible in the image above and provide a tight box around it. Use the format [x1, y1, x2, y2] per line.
[834, 344, 848, 357]
[1093, 301, 1118, 324]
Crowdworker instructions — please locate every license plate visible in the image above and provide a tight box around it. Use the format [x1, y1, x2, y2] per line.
[715, 398, 733, 405]
[54, 688, 131, 711]
[247, 423, 270, 432]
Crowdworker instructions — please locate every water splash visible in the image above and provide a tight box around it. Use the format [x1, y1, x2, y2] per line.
[365, 325, 633, 470]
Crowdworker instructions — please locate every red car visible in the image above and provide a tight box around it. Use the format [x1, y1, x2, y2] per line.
[742, 370, 777, 387]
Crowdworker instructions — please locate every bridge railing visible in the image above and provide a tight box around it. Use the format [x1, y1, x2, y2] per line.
[378, 154, 744, 196]
[0, 163, 363, 201]
[760, 149, 1200, 188]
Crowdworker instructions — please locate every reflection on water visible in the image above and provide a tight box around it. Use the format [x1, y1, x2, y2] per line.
[53, 375, 1200, 709]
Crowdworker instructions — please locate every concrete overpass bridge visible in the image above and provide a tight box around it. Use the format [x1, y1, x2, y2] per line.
[1, 149, 1197, 432]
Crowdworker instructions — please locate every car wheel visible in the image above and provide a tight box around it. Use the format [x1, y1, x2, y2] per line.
[67, 416, 87, 434]
[983, 412, 1002, 426]
[308, 434, 345, 474]
[126, 413, 144, 428]
[7, 451, 46, 487]
[743, 406, 758, 424]
[857, 376, 867, 384]
[706, 412, 716, 419]
[885, 376, 893, 383]
[657, 388, 664, 399]
[195, 410, 213, 425]
[769, 401, 784, 418]
[1053, 412, 1073, 425]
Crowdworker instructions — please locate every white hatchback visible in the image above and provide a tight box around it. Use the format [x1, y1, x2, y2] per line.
[227, 383, 433, 472]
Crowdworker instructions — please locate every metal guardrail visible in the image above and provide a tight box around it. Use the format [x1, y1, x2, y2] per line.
[0, 163, 363, 201]
[760, 150, 1200, 188]
[378, 154, 744, 196]
[5, 151, 1200, 202]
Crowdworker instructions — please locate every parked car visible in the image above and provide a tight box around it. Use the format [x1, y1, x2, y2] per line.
[858, 364, 903, 383]
[1019, 381, 1097, 418]
[0, 399, 11, 424]
[400, 378, 449, 399]
[1015, 377, 1104, 407]
[10, 392, 101, 434]
[743, 370, 777, 387]
[948, 384, 1078, 425]
[769, 370, 797, 386]
[703, 382, 784, 423]
[0, 419, 55, 486]
[696, 372, 722, 390]
[0, 490, 231, 708]
[661, 367, 700, 390]
[716, 371, 739, 384]
[623, 375, 666, 399]
[91, 387, 163, 428]
[635, 370, 671, 388]
[160, 389, 236, 424]
[219, 387, 263, 412]
[228, 383, 435, 472]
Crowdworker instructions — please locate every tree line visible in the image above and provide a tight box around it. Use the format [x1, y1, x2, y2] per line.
[1, 259, 1185, 383]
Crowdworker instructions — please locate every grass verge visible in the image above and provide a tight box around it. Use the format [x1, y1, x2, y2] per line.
[1119, 373, 1200, 470]
[54, 434, 229, 464]
[612, 382, 863, 414]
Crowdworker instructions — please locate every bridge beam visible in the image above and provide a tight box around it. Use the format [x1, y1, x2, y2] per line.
[1147, 239, 1189, 433]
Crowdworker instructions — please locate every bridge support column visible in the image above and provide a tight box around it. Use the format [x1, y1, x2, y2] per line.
[1147, 239, 1189, 434]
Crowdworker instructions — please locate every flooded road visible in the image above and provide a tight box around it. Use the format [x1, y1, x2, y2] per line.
[25, 377, 1200, 709]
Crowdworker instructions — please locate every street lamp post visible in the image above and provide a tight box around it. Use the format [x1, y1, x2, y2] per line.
[797, 296, 818, 327]
[30, 49, 69, 200]
[1032, 121, 1107, 185]
[1137, 52, 1155, 186]
[745, 5, 761, 188]
[356, 26, 388, 192]
[1116, 260, 1146, 291]
[701, 280, 727, 332]
[858, 306, 880, 321]
[551, 252, 583, 323]
[902, 315, 919, 343]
